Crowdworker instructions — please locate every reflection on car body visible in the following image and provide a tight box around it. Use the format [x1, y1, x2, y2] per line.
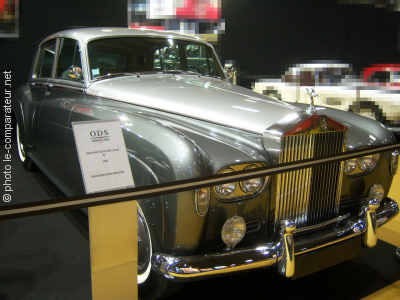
[12, 29, 399, 300]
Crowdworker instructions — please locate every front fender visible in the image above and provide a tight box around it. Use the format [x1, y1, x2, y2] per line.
[11, 85, 33, 148]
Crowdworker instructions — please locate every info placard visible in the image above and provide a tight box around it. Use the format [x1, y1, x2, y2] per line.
[72, 119, 134, 194]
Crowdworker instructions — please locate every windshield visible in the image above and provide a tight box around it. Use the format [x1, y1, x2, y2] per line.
[87, 37, 224, 80]
[367, 71, 391, 83]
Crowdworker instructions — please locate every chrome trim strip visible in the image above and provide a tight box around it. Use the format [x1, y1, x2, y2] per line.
[47, 82, 85, 91]
[294, 213, 351, 234]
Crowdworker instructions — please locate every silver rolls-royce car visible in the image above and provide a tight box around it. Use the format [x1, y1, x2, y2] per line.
[12, 28, 399, 300]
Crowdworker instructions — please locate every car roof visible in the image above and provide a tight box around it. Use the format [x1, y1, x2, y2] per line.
[42, 27, 204, 45]
[286, 63, 351, 75]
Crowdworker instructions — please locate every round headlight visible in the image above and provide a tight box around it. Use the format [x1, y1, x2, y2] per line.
[195, 187, 210, 216]
[215, 168, 237, 198]
[344, 158, 357, 174]
[369, 183, 384, 202]
[221, 216, 246, 248]
[358, 154, 379, 172]
[391, 151, 399, 176]
[240, 164, 264, 193]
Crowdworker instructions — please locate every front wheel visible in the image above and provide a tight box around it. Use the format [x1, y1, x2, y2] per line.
[16, 123, 37, 171]
[138, 205, 184, 300]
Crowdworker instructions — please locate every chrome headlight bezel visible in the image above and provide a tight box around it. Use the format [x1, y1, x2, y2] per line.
[195, 187, 211, 217]
[358, 154, 379, 172]
[214, 168, 237, 198]
[344, 154, 380, 176]
[239, 164, 265, 193]
[214, 163, 270, 202]
[390, 150, 399, 176]
[344, 158, 357, 174]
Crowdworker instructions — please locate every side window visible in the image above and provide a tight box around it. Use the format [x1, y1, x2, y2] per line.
[185, 44, 218, 76]
[368, 71, 390, 83]
[38, 40, 56, 78]
[56, 38, 82, 80]
[393, 71, 400, 83]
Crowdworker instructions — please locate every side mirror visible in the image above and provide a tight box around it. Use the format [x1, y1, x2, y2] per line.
[68, 65, 83, 80]
[224, 62, 237, 84]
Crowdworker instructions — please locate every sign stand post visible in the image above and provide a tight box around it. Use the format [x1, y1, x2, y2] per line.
[72, 120, 137, 300]
[89, 201, 138, 300]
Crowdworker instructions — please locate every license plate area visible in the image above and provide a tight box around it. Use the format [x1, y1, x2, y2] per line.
[292, 236, 362, 279]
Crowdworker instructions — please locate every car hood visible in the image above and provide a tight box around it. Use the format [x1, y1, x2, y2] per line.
[87, 74, 303, 134]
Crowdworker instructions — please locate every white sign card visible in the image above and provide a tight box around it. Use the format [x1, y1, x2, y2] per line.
[72, 119, 134, 194]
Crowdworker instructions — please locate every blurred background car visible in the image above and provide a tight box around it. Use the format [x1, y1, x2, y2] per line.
[252, 62, 400, 134]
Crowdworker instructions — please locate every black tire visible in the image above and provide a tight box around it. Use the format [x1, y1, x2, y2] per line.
[16, 123, 37, 171]
[138, 206, 184, 300]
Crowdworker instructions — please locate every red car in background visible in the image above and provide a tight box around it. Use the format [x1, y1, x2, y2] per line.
[363, 64, 400, 90]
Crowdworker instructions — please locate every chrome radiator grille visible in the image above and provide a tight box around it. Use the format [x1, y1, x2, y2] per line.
[275, 130, 347, 228]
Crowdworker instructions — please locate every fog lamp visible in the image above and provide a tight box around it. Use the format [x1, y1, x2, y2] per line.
[390, 151, 399, 175]
[215, 168, 237, 198]
[344, 158, 357, 174]
[369, 183, 384, 202]
[240, 165, 264, 193]
[195, 187, 210, 216]
[358, 154, 379, 172]
[221, 216, 246, 248]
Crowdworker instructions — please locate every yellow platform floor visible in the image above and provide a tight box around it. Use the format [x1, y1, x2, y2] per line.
[362, 174, 400, 300]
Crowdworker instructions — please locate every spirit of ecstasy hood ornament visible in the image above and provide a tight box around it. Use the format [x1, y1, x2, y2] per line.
[306, 88, 318, 116]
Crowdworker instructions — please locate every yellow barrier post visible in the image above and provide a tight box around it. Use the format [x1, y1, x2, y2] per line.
[89, 201, 138, 300]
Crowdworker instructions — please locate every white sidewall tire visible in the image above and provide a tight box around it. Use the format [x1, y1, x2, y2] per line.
[137, 204, 152, 284]
[17, 123, 26, 162]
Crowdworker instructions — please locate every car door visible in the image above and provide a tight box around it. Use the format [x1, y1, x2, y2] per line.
[36, 37, 86, 185]
[28, 39, 57, 147]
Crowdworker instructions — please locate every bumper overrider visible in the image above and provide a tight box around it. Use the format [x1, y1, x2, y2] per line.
[152, 198, 399, 282]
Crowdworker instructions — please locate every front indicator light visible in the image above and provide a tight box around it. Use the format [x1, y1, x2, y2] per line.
[195, 187, 210, 216]
[369, 183, 384, 202]
[391, 151, 399, 175]
[240, 164, 264, 193]
[221, 216, 246, 248]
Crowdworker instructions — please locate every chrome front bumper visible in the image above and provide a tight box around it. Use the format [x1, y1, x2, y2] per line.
[152, 198, 398, 282]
